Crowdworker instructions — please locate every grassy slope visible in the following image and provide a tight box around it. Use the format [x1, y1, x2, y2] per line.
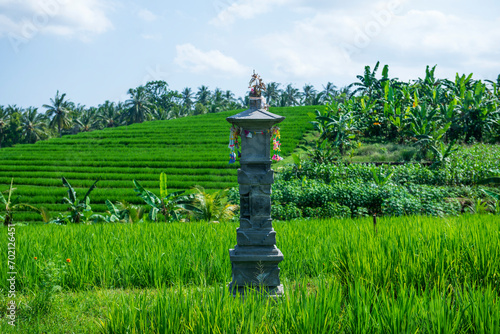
[0, 106, 315, 223]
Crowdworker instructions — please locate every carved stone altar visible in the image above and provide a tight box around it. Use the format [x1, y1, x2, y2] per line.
[226, 95, 285, 296]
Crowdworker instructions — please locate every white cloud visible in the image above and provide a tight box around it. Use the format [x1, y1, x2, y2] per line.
[0, 0, 113, 40]
[141, 33, 161, 40]
[138, 8, 157, 22]
[210, 0, 292, 26]
[174, 43, 250, 76]
[255, 3, 500, 83]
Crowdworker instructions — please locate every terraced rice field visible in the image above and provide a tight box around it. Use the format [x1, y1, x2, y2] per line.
[0, 106, 315, 223]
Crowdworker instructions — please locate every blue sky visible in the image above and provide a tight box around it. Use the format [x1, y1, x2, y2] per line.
[1, 0, 499, 109]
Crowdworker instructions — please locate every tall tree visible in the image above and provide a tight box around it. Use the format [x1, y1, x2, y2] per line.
[302, 84, 317, 105]
[20, 107, 48, 143]
[264, 82, 281, 106]
[125, 86, 154, 124]
[322, 82, 338, 101]
[75, 107, 99, 132]
[44, 91, 72, 137]
[97, 101, 121, 128]
[181, 87, 194, 113]
[281, 84, 301, 106]
[0, 106, 8, 149]
[196, 85, 211, 106]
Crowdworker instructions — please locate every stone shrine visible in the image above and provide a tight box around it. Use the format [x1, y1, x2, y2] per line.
[226, 73, 285, 296]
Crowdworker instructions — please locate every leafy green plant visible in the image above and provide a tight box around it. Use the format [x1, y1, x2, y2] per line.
[466, 198, 490, 214]
[477, 176, 500, 214]
[371, 166, 394, 186]
[49, 177, 99, 224]
[429, 140, 458, 169]
[185, 186, 238, 222]
[0, 178, 38, 226]
[133, 172, 187, 222]
[100, 200, 145, 223]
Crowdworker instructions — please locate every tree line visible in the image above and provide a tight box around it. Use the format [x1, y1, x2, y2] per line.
[0, 80, 345, 149]
[0, 63, 499, 149]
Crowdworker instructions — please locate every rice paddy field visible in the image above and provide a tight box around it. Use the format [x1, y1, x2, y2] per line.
[0, 215, 499, 333]
[0, 106, 314, 223]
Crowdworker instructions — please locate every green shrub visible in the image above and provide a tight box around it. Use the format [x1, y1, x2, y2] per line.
[271, 203, 302, 220]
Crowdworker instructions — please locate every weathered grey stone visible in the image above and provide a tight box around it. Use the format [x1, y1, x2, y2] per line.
[227, 96, 285, 297]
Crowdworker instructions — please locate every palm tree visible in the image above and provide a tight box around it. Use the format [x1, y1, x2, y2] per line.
[302, 84, 317, 105]
[281, 84, 301, 106]
[322, 82, 338, 100]
[5, 105, 23, 116]
[224, 90, 235, 108]
[181, 87, 194, 112]
[20, 107, 48, 143]
[238, 96, 249, 108]
[44, 91, 72, 137]
[196, 85, 211, 106]
[264, 82, 281, 106]
[97, 101, 121, 128]
[187, 186, 238, 222]
[75, 107, 99, 132]
[125, 86, 154, 124]
[210, 88, 224, 112]
[0, 106, 9, 149]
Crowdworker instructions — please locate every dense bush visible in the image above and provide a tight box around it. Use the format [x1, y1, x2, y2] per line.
[271, 179, 461, 218]
[278, 147, 500, 187]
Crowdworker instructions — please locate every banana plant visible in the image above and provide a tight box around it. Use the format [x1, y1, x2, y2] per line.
[476, 176, 500, 215]
[477, 176, 500, 199]
[371, 166, 394, 186]
[133, 172, 187, 222]
[429, 140, 458, 169]
[1, 178, 38, 226]
[313, 102, 358, 154]
[50, 177, 99, 224]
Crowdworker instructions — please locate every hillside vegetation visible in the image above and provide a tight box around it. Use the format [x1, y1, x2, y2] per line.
[0, 106, 314, 223]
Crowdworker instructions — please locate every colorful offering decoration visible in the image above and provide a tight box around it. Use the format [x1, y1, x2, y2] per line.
[227, 125, 283, 163]
[271, 126, 283, 161]
[228, 125, 240, 163]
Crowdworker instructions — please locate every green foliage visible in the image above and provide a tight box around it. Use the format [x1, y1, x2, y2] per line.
[185, 186, 238, 222]
[28, 258, 67, 316]
[271, 202, 302, 220]
[49, 177, 99, 224]
[371, 166, 393, 186]
[133, 173, 187, 222]
[310, 101, 358, 154]
[272, 178, 460, 218]
[0, 178, 38, 225]
[2, 215, 498, 292]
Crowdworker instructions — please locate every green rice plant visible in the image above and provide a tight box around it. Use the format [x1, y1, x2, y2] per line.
[99, 277, 500, 333]
[2, 215, 499, 293]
